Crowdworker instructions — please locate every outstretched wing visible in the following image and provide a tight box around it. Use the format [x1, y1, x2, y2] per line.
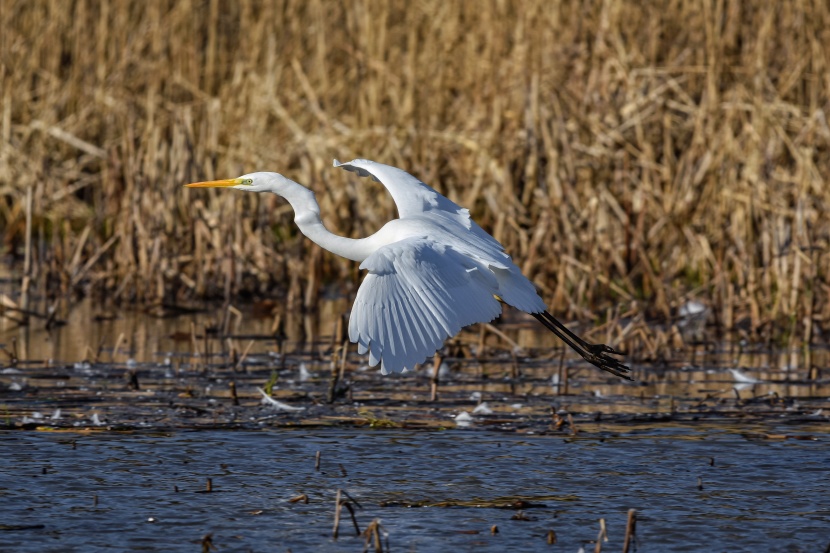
[349, 236, 503, 374]
[334, 158, 466, 219]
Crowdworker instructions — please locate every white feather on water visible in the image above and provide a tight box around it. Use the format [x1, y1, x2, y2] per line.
[257, 388, 305, 411]
[472, 402, 493, 415]
[729, 369, 762, 384]
[454, 411, 473, 427]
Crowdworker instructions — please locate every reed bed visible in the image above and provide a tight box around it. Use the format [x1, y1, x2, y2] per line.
[2, 0, 830, 351]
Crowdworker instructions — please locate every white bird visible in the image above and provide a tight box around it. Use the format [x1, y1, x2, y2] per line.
[185, 159, 629, 379]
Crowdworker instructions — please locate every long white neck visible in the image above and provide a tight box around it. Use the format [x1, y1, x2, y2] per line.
[266, 175, 375, 262]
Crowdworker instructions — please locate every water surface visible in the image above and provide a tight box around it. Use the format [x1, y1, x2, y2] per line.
[1, 428, 827, 552]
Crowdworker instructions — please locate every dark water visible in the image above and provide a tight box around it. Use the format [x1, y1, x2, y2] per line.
[1, 428, 827, 552]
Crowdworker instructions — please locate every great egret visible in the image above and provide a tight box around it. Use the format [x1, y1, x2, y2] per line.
[185, 159, 630, 380]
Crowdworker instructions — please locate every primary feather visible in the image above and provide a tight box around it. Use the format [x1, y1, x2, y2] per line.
[349, 236, 503, 374]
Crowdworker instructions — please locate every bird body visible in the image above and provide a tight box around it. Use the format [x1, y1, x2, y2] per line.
[185, 159, 629, 379]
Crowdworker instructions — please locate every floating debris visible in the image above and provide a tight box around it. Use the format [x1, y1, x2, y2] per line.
[472, 403, 493, 415]
[256, 388, 305, 411]
[454, 412, 473, 427]
[728, 369, 763, 384]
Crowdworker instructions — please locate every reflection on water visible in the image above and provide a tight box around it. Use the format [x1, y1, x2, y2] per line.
[0, 429, 827, 552]
[1, 297, 829, 430]
[0, 296, 352, 364]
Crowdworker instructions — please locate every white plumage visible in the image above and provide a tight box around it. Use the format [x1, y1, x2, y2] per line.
[185, 159, 630, 379]
[350, 237, 503, 373]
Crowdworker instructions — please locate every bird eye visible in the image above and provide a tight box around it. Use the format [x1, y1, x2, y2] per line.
[245, 179, 253, 185]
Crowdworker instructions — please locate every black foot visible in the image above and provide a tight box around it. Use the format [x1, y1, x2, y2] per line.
[586, 343, 625, 357]
[582, 346, 631, 380]
[532, 311, 632, 381]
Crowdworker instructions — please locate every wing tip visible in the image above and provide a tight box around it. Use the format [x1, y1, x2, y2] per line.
[334, 158, 371, 168]
[333, 158, 381, 182]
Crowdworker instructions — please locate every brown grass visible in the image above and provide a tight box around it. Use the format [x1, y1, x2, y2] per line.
[2, 0, 830, 352]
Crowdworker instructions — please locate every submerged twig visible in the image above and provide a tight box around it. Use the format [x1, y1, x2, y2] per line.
[362, 518, 385, 553]
[332, 489, 342, 539]
[594, 518, 607, 553]
[200, 533, 216, 553]
[546, 530, 556, 545]
[229, 381, 239, 405]
[234, 340, 255, 372]
[430, 353, 442, 402]
[622, 509, 637, 553]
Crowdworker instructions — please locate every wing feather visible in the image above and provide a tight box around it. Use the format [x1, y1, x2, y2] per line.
[349, 237, 502, 373]
[392, 284, 422, 361]
[408, 283, 446, 365]
[334, 158, 546, 314]
[401, 283, 444, 355]
[334, 158, 468, 221]
[388, 293, 410, 362]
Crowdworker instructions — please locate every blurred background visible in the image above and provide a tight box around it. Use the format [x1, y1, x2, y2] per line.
[2, 0, 830, 353]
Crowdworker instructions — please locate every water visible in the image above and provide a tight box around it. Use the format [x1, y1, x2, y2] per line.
[2, 295, 829, 551]
[3, 297, 829, 431]
[1, 428, 827, 552]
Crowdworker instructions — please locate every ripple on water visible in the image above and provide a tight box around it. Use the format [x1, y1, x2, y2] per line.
[0, 428, 827, 552]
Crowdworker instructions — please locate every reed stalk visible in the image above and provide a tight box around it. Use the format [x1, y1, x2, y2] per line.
[1, 1, 828, 349]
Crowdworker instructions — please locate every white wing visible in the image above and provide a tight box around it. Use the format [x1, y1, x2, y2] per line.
[334, 158, 465, 219]
[335, 158, 546, 314]
[348, 236, 503, 374]
[334, 157, 507, 255]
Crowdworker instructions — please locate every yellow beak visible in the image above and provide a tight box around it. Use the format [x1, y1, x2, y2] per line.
[184, 178, 242, 188]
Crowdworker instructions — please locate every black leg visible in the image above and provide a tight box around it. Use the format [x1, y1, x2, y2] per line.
[531, 312, 631, 380]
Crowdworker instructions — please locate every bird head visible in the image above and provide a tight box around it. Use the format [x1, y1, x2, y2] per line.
[184, 172, 284, 193]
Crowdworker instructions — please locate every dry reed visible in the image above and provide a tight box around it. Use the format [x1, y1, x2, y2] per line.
[622, 509, 637, 553]
[594, 517, 607, 553]
[2, 1, 830, 352]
